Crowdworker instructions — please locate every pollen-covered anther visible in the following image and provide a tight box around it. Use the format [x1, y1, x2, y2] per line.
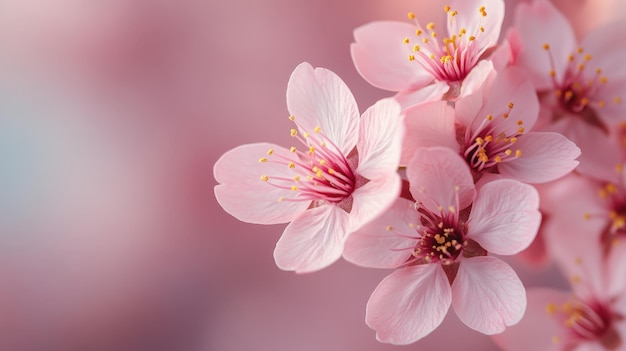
[259, 157, 268, 163]
[543, 43, 551, 50]
[408, 12, 416, 19]
[479, 6, 487, 16]
[386, 225, 393, 231]
[290, 129, 297, 137]
[403, 37, 410, 44]
[515, 150, 522, 157]
[260, 175, 269, 182]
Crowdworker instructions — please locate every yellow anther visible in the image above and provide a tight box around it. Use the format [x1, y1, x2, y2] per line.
[293, 175, 300, 181]
[494, 155, 502, 163]
[607, 183, 617, 193]
[413, 45, 421, 52]
[517, 119, 524, 126]
[444, 5, 451, 12]
[546, 303, 557, 315]
[581, 97, 589, 106]
[267, 149, 274, 156]
[468, 35, 476, 41]
[508, 102, 514, 109]
[427, 22, 435, 30]
[316, 170, 323, 178]
[543, 43, 550, 50]
[475, 137, 485, 146]
[259, 157, 268, 163]
[290, 146, 297, 153]
[460, 28, 467, 35]
[509, 137, 517, 143]
[288, 162, 295, 169]
[617, 163, 624, 173]
[583, 213, 591, 220]
[448, 205, 456, 213]
[429, 54, 435, 59]
[291, 185, 298, 191]
[480, 26, 485, 32]
[450, 10, 458, 16]
[518, 127, 525, 134]
[479, 6, 487, 16]
[484, 135, 493, 142]
[584, 54, 592, 61]
[408, 12, 416, 19]
[598, 100, 606, 107]
[409, 55, 416, 61]
[288, 115, 295, 121]
[278, 197, 285, 202]
[549, 70, 556, 77]
[290, 129, 298, 137]
[615, 97, 623, 104]
[423, 38, 430, 44]
[403, 37, 410, 44]
[260, 175, 269, 182]
[328, 168, 335, 174]
[313, 126, 321, 133]
[386, 225, 393, 231]
[319, 159, 326, 165]
[564, 91, 574, 100]
[577, 47, 584, 54]
[515, 150, 522, 157]
[505, 149, 512, 156]
[578, 63, 585, 71]
[486, 114, 493, 121]
[600, 76, 608, 84]
[416, 29, 422, 36]
[596, 68, 603, 74]
[568, 54, 575, 62]
[440, 55, 452, 63]
[503, 113, 509, 118]
[303, 132, 310, 138]
[309, 146, 315, 154]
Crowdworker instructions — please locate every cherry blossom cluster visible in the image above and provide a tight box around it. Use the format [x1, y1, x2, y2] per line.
[214, 0, 626, 348]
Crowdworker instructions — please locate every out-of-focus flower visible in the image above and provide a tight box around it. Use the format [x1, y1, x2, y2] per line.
[351, 0, 504, 108]
[401, 65, 580, 183]
[343, 147, 540, 344]
[214, 62, 403, 273]
[493, 228, 626, 351]
[509, 0, 626, 177]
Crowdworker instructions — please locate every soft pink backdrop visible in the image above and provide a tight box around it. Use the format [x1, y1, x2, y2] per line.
[0, 1, 619, 350]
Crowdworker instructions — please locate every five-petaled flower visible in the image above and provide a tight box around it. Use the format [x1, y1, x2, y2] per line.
[214, 62, 404, 273]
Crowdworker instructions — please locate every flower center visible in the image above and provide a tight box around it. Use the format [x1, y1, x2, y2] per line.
[410, 205, 466, 265]
[584, 173, 626, 248]
[463, 102, 523, 173]
[547, 299, 621, 349]
[259, 116, 357, 206]
[403, 5, 492, 90]
[542, 44, 622, 116]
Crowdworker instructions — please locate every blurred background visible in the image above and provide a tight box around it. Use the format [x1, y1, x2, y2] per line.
[0, 0, 620, 350]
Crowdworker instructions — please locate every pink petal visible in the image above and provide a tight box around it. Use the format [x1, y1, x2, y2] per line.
[407, 147, 475, 214]
[356, 98, 403, 180]
[393, 81, 450, 110]
[366, 264, 452, 345]
[343, 198, 419, 269]
[581, 21, 626, 80]
[351, 21, 433, 92]
[497, 131, 580, 184]
[547, 117, 621, 183]
[452, 256, 526, 334]
[491, 288, 571, 351]
[607, 238, 626, 297]
[455, 61, 497, 127]
[273, 204, 350, 273]
[349, 174, 401, 232]
[401, 101, 458, 166]
[450, 0, 504, 53]
[286, 62, 359, 155]
[467, 179, 541, 255]
[477, 66, 539, 134]
[513, 0, 577, 90]
[458, 59, 496, 101]
[214, 143, 309, 224]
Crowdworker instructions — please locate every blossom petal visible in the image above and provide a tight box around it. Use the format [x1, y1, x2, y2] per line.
[450, 0, 504, 53]
[467, 179, 540, 255]
[513, 0, 577, 90]
[344, 198, 419, 269]
[491, 288, 570, 351]
[401, 101, 458, 166]
[407, 147, 475, 214]
[286, 62, 359, 155]
[274, 205, 350, 273]
[356, 98, 403, 180]
[394, 81, 450, 110]
[349, 174, 401, 232]
[458, 59, 496, 101]
[366, 264, 451, 345]
[214, 143, 310, 224]
[352, 21, 433, 92]
[452, 256, 526, 334]
[497, 131, 580, 184]
[581, 20, 626, 80]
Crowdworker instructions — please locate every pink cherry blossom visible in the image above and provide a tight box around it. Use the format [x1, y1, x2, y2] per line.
[343, 147, 540, 344]
[214, 62, 403, 273]
[493, 226, 626, 351]
[401, 65, 580, 183]
[510, 0, 626, 175]
[351, 0, 504, 108]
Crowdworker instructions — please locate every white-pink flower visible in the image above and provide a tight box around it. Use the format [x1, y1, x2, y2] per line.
[351, 0, 504, 108]
[510, 0, 626, 175]
[213, 62, 403, 273]
[343, 147, 541, 344]
[401, 65, 580, 183]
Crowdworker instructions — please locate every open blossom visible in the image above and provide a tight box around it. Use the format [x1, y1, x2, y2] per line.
[213, 62, 403, 273]
[509, 0, 626, 176]
[401, 65, 580, 183]
[343, 147, 540, 344]
[351, 0, 504, 108]
[493, 225, 626, 351]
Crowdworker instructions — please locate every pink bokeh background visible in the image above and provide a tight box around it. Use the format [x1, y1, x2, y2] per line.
[0, 0, 620, 350]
